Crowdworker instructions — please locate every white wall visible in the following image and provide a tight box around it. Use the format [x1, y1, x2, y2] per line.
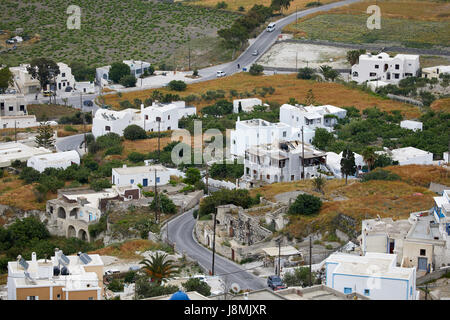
[0, 115, 38, 129]
[233, 98, 262, 113]
[112, 168, 171, 187]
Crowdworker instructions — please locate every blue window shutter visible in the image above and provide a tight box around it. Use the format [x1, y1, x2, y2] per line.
[344, 287, 352, 294]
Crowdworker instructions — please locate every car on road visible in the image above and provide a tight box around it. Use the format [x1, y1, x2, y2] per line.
[105, 269, 120, 275]
[192, 274, 207, 282]
[83, 100, 94, 107]
[216, 70, 226, 77]
[267, 275, 286, 291]
[266, 22, 276, 32]
[252, 49, 259, 56]
[42, 90, 54, 97]
[65, 86, 73, 92]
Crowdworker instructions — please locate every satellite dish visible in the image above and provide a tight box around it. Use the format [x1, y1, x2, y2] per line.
[231, 283, 241, 294]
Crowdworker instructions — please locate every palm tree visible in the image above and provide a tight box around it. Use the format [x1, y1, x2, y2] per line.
[362, 147, 377, 172]
[319, 65, 332, 81]
[140, 252, 178, 284]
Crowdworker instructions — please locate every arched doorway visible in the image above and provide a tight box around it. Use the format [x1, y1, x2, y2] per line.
[78, 229, 88, 241]
[58, 207, 66, 219]
[67, 225, 76, 238]
[69, 208, 79, 219]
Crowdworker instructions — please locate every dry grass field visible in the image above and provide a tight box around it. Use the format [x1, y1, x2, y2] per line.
[431, 98, 450, 113]
[89, 239, 168, 260]
[104, 73, 421, 118]
[27, 104, 78, 121]
[250, 164, 445, 238]
[0, 175, 49, 211]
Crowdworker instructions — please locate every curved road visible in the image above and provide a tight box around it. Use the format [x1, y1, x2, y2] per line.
[167, 207, 266, 291]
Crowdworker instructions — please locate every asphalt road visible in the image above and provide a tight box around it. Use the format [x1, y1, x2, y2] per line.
[55, 133, 86, 152]
[167, 207, 267, 291]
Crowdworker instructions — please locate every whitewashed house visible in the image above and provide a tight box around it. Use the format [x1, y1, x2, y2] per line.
[0, 115, 39, 129]
[74, 81, 96, 94]
[279, 104, 347, 131]
[27, 150, 80, 173]
[325, 151, 366, 178]
[92, 101, 196, 138]
[9, 64, 41, 94]
[421, 65, 450, 79]
[0, 142, 52, 168]
[51, 62, 76, 93]
[400, 120, 423, 132]
[376, 147, 433, 166]
[325, 252, 418, 300]
[112, 164, 170, 188]
[0, 94, 27, 116]
[229, 118, 313, 158]
[444, 152, 449, 164]
[351, 52, 420, 84]
[243, 140, 327, 186]
[95, 60, 151, 86]
[233, 98, 263, 113]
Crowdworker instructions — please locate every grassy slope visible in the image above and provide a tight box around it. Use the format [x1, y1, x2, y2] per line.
[431, 97, 450, 113]
[27, 104, 78, 121]
[104, 73, 422, 118]
[0, 0, 239, 68]
[284, 0, 450, 47]
[250, 164, 449, 238]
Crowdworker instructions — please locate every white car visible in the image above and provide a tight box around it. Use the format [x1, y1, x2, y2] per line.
[192, 274, 207, 282]
[105, 269, 120, 275]
[266, 23, 276, 32]
[216, 71, 226, 77]
[252, 49, 259, 56]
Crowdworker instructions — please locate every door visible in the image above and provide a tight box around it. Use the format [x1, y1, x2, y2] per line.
[418, 257, 427, 271]
[143, 178, 148, 187]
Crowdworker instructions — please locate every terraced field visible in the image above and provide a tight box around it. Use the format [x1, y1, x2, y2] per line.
[0, 0, 240, 68]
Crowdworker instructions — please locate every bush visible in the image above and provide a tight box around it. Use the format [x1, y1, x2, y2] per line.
[288, 194, 322, 215]
[168, 80, 187, 91]
[104, 145, 124, 155]
[128, 151, 147, 163]
[150, 194, 177, 214]
[124, 271, 137, 283]
[110, 62, 131, 83]
[183, 167, 201, 185]
[90, 179, 112, 191]
[182, 278, 211, 297]
[216, 1, 228, 9]
[19, 167, 41, 184]
[108, 279, 124, 292]
[96, 133, 122, 150]
[297, 67, 315, 80]
[119, 74, 137, 88]
[361, 168, 401, 182]
[124, 125, 147, 140]
[249, 64, 264, 75]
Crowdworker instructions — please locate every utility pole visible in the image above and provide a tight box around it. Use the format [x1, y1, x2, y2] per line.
[154, 169, 159, 224]
[212, 207, 217, 276]
[296, 50, 298, 71]
[301, 126, 305, 180]
[277, 238, 281, 277]
[157, 120, 161, 163]
[205, 161, 209, 195]
[141, 61, 143, 87]
[188, 38, 191, 71]
[14, 120, 17, 142]
[309, 236, 312, 286]
[83, 112, 87, 153]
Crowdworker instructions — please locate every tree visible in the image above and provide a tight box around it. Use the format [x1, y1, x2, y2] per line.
[249, 64, 264, 75]
[140, 252, 178, 284]
[184, 167, 201, 185]
[168, 80, 187, 91]
[148, 65, 155, 75]
[124, 124, 147, 140]
[27, 58, 60, 102]
[283, 267, 318, 287]
[288, 194, 322, 215]
[109, 62, 131, 83]
[119, 74, 137, 87]
[271, 0, 293, 13]
[150, 194, 177, 214]
[312, 176, 326, 194]
[362, 147, 377, 172]
[182, 278, 211, 297]
[312, 128, 334, 151]
[69, 61, 96, 81]
[218, 23, 249, 55]
[0, 67, 14, 93]
[297, 67, 315, 80]
[135, 274, 178, 299]
[340, 148, 357, 184]
[35, 120, 55, 149]
[305, 89, 316, 105]
[90, 179, 112, 191]
[346, 49, 366, 66]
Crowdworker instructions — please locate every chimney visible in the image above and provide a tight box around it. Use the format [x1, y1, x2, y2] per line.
[141, 103, 144, 113]
[31, 252, 37, 262]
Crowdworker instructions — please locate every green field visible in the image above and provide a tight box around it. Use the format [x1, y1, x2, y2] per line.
[288, 13, 450, 48]
[0, 0, 239, 69]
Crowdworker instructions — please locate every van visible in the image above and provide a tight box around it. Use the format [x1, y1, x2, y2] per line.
[266, 23, 276, 32]
[216, 70, 226, 78]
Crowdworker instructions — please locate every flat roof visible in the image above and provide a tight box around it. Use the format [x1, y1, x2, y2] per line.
[363, 218, 412, 237]
[262, 246, 301, 257]
[112, 164, 168, 175]
[408, 214, 442, 241]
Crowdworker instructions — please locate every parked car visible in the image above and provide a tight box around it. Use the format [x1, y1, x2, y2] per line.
[192, 274, 207, 282]
[128, 265, 141, 271]
[216, 70, 226, 77]
[267, 275, 286, 291]
[266, 23, 276, 32]
[105, 269, 120, 275]
[65, 86, 73, 92]
[83, 100, 93, 107]
[42, 90, 53, 97]
[252, 49, 259, 56]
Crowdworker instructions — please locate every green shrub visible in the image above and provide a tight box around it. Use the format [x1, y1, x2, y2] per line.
[108, 279, 124, 292]
[361, 168, 401, 182]
[124, 125, 147, 140]
[288, 194, 322, 216]
[64, 125, 78, 132]
[90, 179, 112, 191]
[128, 151, 147, 163]
[119, 74, 137, 88]
[168, 80, 187, 91]
[249, 64, 264, 75]
[150, 194, 177, 214]
[96, 133, 122, 149]
[182, 278, 211, 297]
[216, 1, 228, 9]
[105, 145, 124, 155]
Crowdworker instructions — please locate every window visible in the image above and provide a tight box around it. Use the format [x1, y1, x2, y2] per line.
[56, 294, 61, 300]
[62, 73, 66, 77]
[130, 179, 134, 184]
[395, 64, 400, 70]
[282, 131, 286, 137]
[344, 287, 352, 294]
[105, 126, 111, 131]
[9, 106, 13, 111]
[369, 72, 377, 77]
[156, 117, 161, 122]
[374, 65, 379, 69]
[364, 289, 370, 296]
[20, 105, 25, 111]
[88, 297, 94, 300]
[420, 249, 426, 256]
[145, 115, 148, 120]
[394, 73, 400, 79]
[410, 287, 413, 296]
[233, 140, 236, 145]
[168, 115, 170, 120]
[156, 177, 160, 183]
[27, 296, 39, 300]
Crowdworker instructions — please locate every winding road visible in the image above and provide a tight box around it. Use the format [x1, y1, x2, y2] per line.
[166, 207, 266, 291]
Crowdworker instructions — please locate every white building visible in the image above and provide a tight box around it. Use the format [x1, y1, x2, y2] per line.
[74, 81, 96, 94]
[0, 142, 52, 167]
[400, 120, 423, 132]
[421, 65, 450, 79]
[95, 60, 151, 86]
[280, 104, 347, 130]
[325, 252, 418, 300]
[444, 152, 449, 164]
[0, 94, 27, 116]
[233, 98, 262, 113]
[243, 140, 327, 186]
[325, 151, 366, 178]
[50, 62, 76, 93]
[92, 101, 196, 138]
[351, 52, 420, 84]
[27, 150, 80, 173]
[0, 115, 39, 129]
[9, 64, 41, 94]
[112, 164, 170, 188]
[376, 147, 433, 166]
[229, 118, 313, 158]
